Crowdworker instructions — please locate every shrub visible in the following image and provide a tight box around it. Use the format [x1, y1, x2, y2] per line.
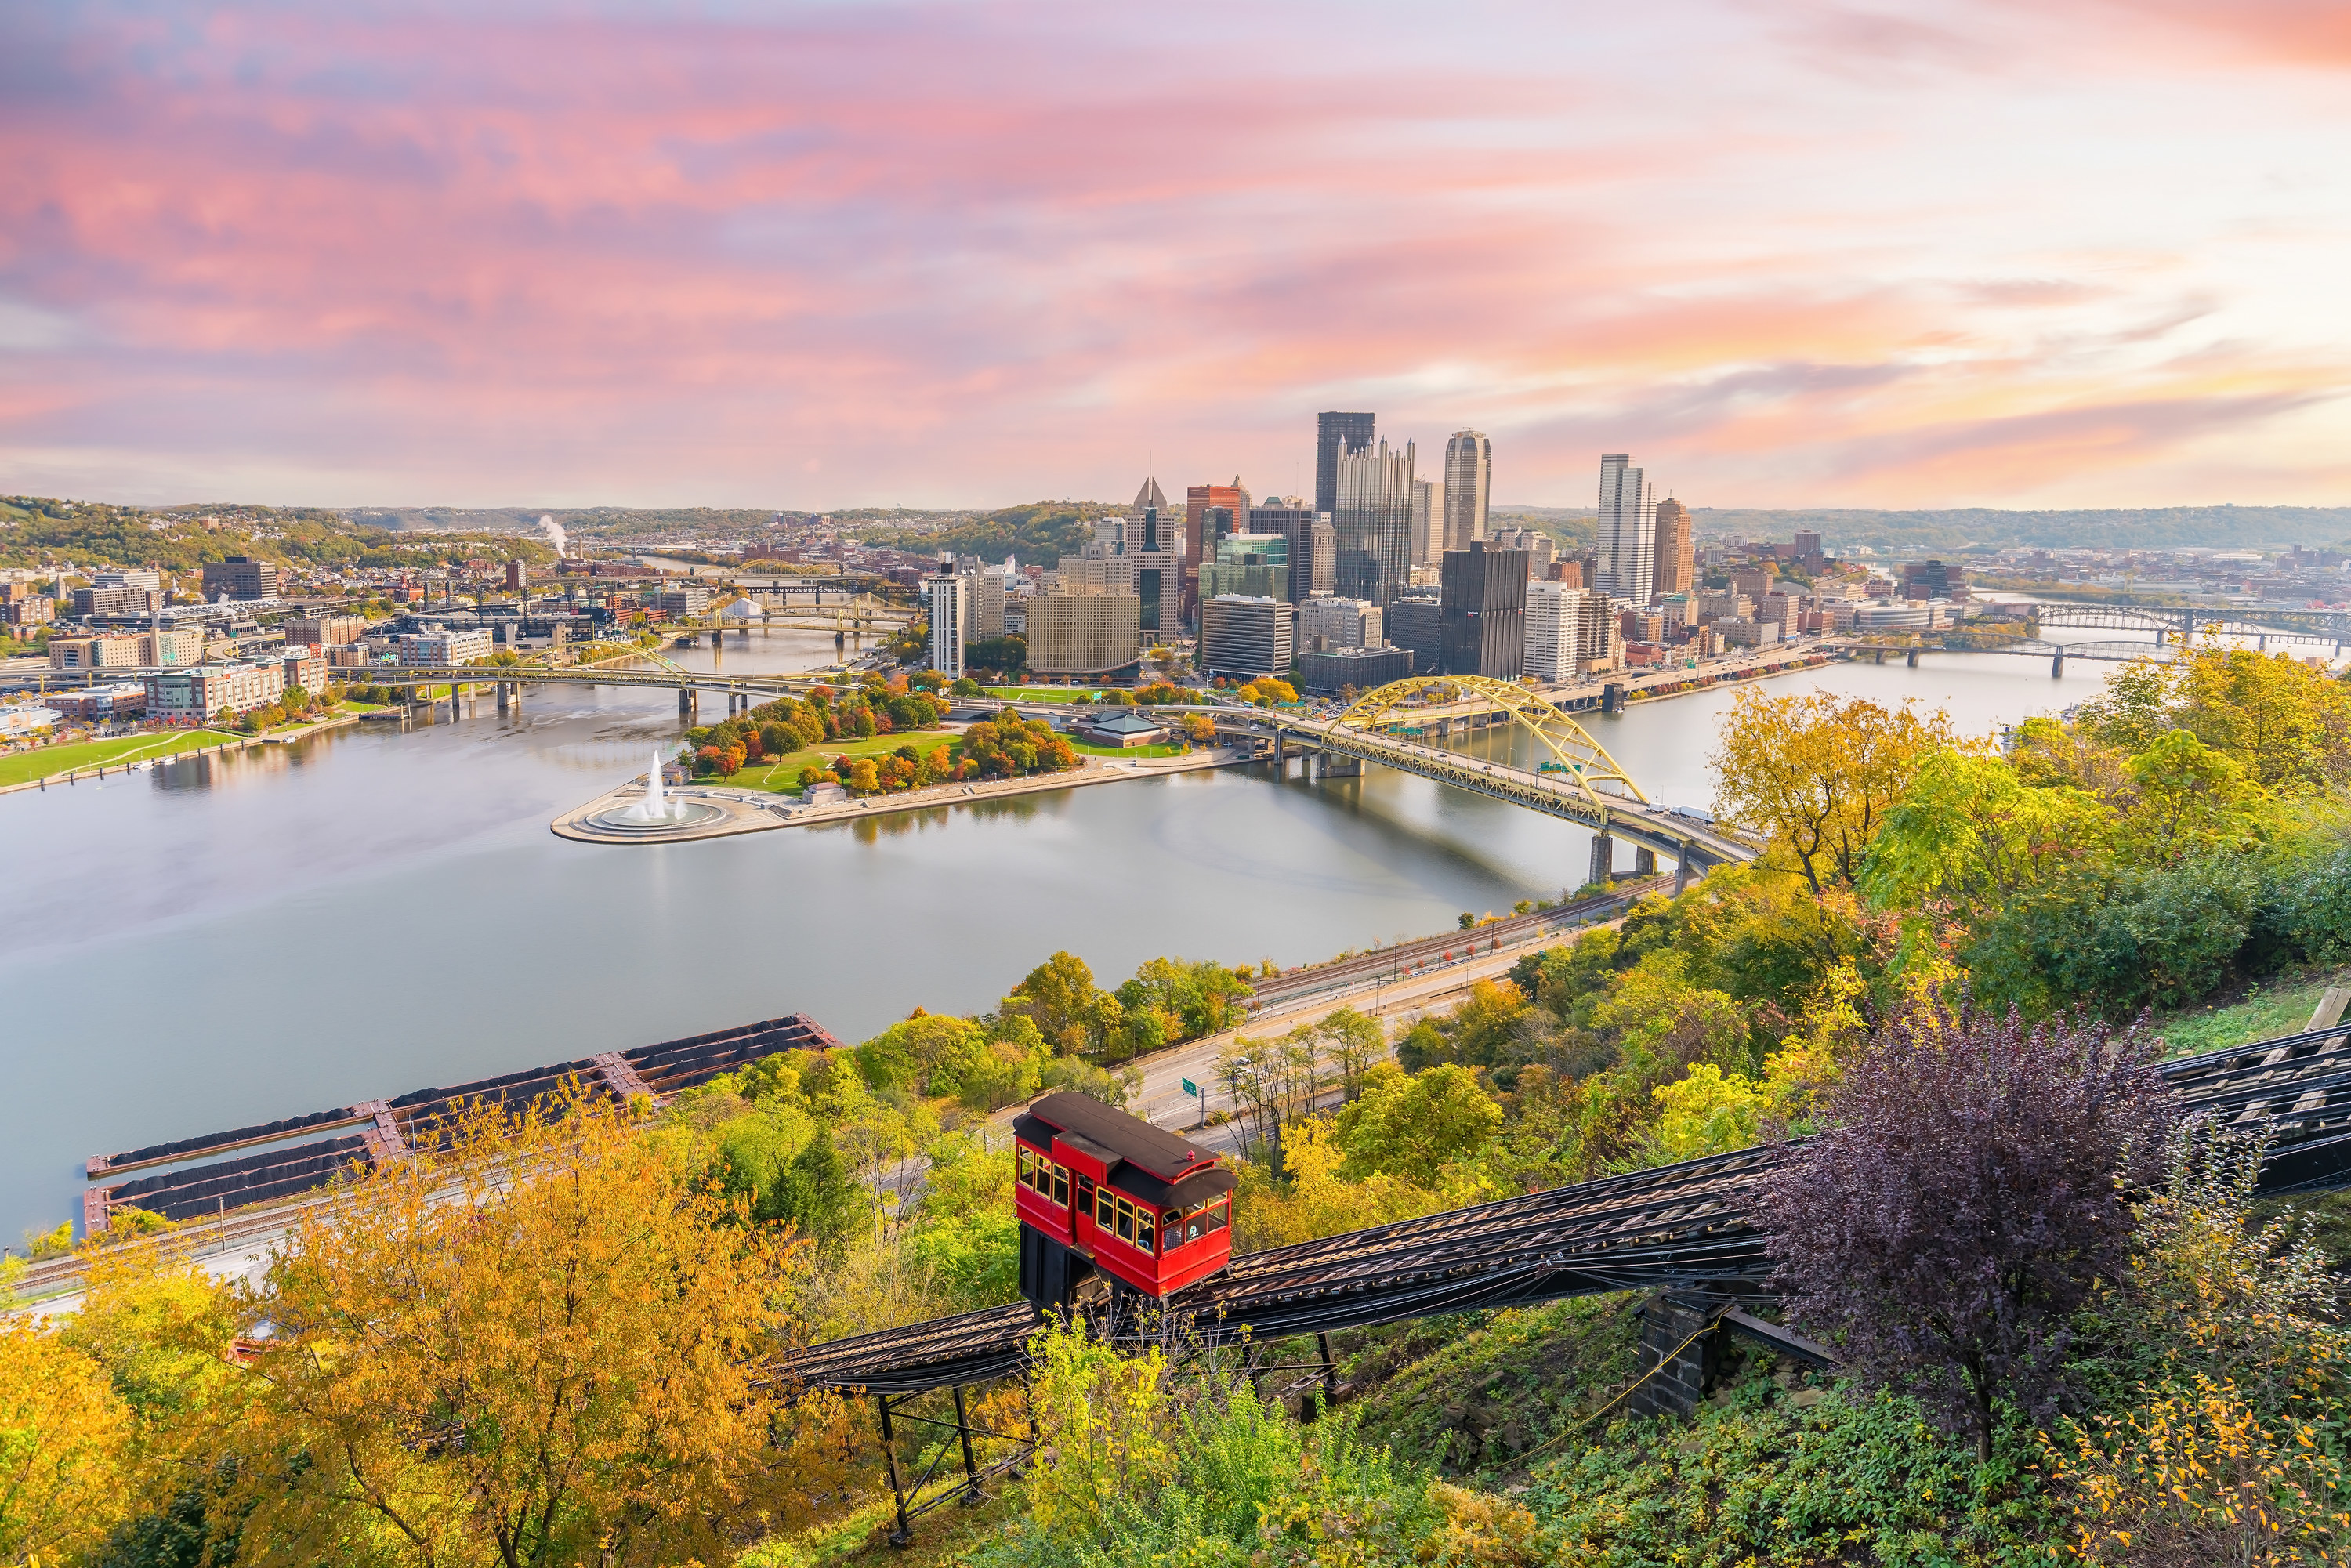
[1762, 998, 2175, 1461]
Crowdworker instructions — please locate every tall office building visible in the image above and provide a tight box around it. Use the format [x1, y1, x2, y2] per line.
[1652, 496, 1694, 597]
[1197, 595, 1293, 679]
[1197, 534, 1288, 603]
[925, 571, 969, 679]
[1183, 479, 1249, 621]
[1315, 412, 1377, 519]
[1248, 500, 1317, 601]
[1332, 437, 1418, 608]
[958, 563, 1007, 640]
[1595, 454, 1656, 604]
[1443, 431, 1491, 554]
[1306, 520, 1338, 595]
[1438, 542, 1528, 679]
[1410, 479, 1439, 567]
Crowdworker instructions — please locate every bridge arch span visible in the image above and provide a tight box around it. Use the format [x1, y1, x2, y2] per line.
[1328, 675, 1648, 814]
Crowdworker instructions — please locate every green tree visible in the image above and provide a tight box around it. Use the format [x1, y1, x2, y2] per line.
[1013, 951, 1124, 1054]
[1334, 1063, 1503, 1186]
[1316, 1006, 1386, 1101]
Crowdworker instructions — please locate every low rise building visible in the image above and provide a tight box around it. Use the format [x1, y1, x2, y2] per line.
[398, 626, 496, 665]
[1078, 711, 1173, 748]
[201, 556, 282, 601]
[49, 635, 144, 669]
[1198, 595, 1293, 679]
[48, 683, 147, 722]
[0, 704, 60, 739]
[283, 650, 328, 695]
[286, 615, 368, 646]
[654, 586, 712, 618]
[2, 594, 56, 628]
[1853, 599, 1929, 631]
[1298, 643, 1411, 696]
[1716, 618, 1781, 647]
[71, 585, 164, 618]
[146, 662, 287, 724]
[139, 628, 204, 666]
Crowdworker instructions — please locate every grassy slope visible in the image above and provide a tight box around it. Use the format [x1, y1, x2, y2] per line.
[2155, 969, 2350, 1058]
[0, 730, 238, 788]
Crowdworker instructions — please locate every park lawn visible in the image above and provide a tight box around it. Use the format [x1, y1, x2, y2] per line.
[1070, 741, 1185, 758]
[981, 686, 1106, 703]
[739, 729, 962, 793]
[0, 729, 240, 788]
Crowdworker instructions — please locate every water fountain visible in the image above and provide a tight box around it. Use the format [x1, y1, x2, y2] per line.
[578, 750, 727, 836]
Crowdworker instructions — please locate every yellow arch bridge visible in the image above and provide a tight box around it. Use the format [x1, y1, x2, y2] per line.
[1231, 675, 1759, 885]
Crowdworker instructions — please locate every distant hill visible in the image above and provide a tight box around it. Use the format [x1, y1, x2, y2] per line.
[0, 496, 551, 572]
[1683, 505, 2351, 556]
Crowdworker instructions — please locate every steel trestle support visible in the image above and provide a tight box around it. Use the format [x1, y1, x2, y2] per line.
[871, 1382, 1033, 1547]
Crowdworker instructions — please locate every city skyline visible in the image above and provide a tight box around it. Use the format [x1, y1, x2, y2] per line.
[3, 3, 2349, 514]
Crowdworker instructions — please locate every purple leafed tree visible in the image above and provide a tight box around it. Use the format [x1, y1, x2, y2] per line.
[1761, 998, 2175, 1461]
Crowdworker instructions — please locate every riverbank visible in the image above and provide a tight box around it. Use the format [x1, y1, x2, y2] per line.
[552, 745, 1242, 842]
[0, 712, 362, 796]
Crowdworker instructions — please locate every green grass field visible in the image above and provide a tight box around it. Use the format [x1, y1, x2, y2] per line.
[738, 730, 961, 792]
[0, 729, 240, 788]
[981, 686, 1103, 703]
[1070, 741, 1184, 758]
[2157, 971, 2350, 1058]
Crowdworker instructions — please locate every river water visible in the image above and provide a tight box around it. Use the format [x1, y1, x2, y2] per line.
[0, 631, 2119, 1240]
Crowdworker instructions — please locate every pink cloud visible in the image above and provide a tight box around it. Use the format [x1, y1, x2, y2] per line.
[0, 1, 2346, 509]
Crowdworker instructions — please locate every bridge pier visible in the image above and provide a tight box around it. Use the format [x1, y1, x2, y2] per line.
[1905, 648, 1919, 668]
[1673, 842, 1694, 895]
[679, 688, 697, 719]
[1629, 1295, 1722, 1420]
[496, 682, 511, 712]
[2258, 633, 2268, 651]
[2051, 649, 2066, 677]
[1588, 830, 1615, 887]
[1633, 846, 1657, 876]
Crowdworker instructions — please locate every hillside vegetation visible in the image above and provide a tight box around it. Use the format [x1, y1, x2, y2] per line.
[5, 649, 2351, 1568]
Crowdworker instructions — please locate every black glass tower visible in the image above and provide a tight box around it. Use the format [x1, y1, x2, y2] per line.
[1315, 411, 1376, 519]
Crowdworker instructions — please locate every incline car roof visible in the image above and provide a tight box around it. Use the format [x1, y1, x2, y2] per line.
[1022, 1091, 1219, 1182]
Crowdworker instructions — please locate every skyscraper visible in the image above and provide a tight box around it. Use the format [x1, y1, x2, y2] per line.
[1595, 454, 1656, 604]
[925, 571, 969, 679]
[1439, 541, 1527, 679]
[1443, 431, 1491, 554]
[1183, 480, 1248, 622]
[1315, 412, 1376, 518]
[1332, 437, 1418, 608]
[1248, 499, 1317, 601]
[1652, 496, 1694, 596]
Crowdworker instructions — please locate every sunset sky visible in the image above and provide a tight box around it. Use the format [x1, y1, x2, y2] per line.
[3, 1, 2349, 512]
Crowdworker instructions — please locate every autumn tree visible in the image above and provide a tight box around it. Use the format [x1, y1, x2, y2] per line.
[1762, 998, 2174, 1462]
[1012, 951, 1125, 1055]
[226, 1095, 842, 1568]
[0, 1316, 136, 1565]
[1711, 690, 1961, 895]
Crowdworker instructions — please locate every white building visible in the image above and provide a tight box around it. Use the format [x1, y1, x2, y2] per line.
[398, 626, 495, 665]
[146, 662, 286, 724]
[1525, 582, 1620, 680]
[926, 573, 969, 679]
[1854, 599, 1930, 631]
[1594, 454, 1656, 604]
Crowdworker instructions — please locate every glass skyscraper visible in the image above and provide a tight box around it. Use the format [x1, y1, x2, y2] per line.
[1332, 437, 1418, 609]
[1595, 453, 1656, 604]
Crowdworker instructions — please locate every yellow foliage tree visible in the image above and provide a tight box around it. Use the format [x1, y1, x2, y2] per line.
[0, 1316, 136, 1565]
[1022, 1317, 1174, 1544]
[1711, 690, 1964, 896]
[225, 1094, 843, 1568]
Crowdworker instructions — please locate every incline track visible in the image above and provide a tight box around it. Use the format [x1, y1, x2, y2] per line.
[783, 1019, 2351, 1395]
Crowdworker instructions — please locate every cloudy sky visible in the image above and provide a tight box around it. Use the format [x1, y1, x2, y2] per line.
[2, 0, 2347, 512]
